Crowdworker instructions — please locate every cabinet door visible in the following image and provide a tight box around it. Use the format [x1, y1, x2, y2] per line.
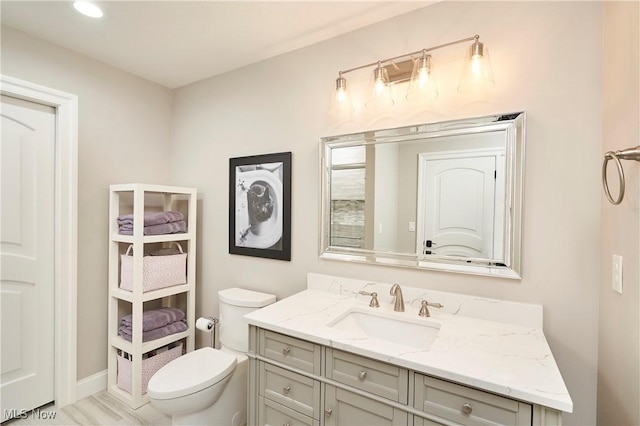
[324, 385, 407, 426]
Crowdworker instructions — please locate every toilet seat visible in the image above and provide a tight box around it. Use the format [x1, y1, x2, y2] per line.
[148, 347, 236, 400]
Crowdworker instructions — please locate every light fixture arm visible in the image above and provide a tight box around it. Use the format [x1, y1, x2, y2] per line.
[337, 34, 480, 76]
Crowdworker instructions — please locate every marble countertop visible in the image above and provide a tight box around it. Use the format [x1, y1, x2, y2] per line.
[244, 273, 573, 413]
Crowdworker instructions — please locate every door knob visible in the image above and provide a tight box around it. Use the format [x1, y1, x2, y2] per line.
[325, 408, 333, 417]
[283, 385, 291, 395]
[358, 370, 367, 380]
[461, 402, 473, 415]
[282, 346, 290, 356]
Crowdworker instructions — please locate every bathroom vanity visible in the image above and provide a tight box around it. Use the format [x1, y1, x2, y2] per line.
[245, 274, 572, 425]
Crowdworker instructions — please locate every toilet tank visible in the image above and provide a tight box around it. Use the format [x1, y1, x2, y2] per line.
[218, 288, 276, 353]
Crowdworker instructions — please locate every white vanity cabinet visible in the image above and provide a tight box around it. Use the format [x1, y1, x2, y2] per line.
[248, 327, 563, 426]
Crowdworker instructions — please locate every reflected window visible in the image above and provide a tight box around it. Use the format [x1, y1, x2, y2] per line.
[330, 146, 365, 248]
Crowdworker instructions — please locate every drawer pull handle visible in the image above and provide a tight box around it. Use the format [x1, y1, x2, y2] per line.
[325, 408, 333, 417]
[461, 402, 473, 415]
[359, 370, 367, 380]
[283, 385, 291, 395]
[282, 346, 291, 356]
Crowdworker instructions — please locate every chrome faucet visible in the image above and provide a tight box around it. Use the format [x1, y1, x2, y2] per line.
[390, 284, 404, 312]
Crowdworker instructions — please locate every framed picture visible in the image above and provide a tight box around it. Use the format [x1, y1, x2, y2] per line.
[229, 152, 292, 261]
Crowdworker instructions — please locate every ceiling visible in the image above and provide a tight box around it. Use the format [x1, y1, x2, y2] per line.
[1, 1, 433, 89]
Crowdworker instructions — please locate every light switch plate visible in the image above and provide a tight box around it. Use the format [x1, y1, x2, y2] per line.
[612, 254, 623, 294]
[409, 221, 416, 232]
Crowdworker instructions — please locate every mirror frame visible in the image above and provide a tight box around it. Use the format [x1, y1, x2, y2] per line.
[319, 112, 525, 279]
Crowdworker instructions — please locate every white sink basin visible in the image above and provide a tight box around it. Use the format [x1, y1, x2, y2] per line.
[328, 309, 441, 351]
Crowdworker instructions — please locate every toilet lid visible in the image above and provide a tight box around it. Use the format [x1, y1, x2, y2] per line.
[147, 347, 236, 400]
[218, 287, 276, 307]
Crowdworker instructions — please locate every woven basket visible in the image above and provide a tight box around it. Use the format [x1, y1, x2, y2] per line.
[117, 343, 183, 395]
[120, 243, 187, 292]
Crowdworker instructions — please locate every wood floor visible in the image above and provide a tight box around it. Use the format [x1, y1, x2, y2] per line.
[3, 392, 170, 426]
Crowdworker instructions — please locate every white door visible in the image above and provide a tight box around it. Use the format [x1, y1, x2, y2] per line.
[1, 95, 56, 419]
[418, 154, 496, 258]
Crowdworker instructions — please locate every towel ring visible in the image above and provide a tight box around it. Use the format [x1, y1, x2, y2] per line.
[602, 151, 625, 205]
[602, 145, 640, 205]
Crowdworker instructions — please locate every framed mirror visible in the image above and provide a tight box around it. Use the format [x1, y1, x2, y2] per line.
[319, 112, 525, 279]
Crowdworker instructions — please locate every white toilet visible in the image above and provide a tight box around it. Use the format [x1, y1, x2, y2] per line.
[148, 288, 276, 426]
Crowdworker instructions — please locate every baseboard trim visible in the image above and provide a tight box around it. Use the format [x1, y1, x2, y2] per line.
[76, 370, 107, 400]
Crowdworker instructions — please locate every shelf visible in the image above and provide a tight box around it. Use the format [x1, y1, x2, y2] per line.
[111, 329, 190, 355]
[111, 232, 193, 244]
[108, 183, 196, 409]
[111, 283, 192, 302]
[109, 183, 197, 195]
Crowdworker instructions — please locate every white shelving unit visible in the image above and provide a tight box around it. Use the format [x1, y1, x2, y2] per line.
[107, 183, 197, 409]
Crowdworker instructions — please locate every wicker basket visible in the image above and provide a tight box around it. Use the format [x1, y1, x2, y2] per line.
[117, 343, 183, 395]
[120, 243, 187, 292]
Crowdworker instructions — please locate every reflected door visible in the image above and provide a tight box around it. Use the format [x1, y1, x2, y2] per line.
[418, 153, 497, 258]
[1, 95, 56, 419]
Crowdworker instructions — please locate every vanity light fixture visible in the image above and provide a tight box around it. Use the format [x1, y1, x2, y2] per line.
[331, 34, 493, 111]
[72, 1, 104, 18]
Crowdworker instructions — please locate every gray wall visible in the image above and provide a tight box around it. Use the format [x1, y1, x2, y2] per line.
[1, 26, 174, 379]
[598, 2, 640, 425]
[169, 3, 602, 425]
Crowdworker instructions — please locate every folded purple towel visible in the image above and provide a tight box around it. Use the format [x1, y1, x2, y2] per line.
[121, 308, 185, 332]
[118, 321, 188, 342]
[117, 211, 184, 227]
[118, 220, 187, 236]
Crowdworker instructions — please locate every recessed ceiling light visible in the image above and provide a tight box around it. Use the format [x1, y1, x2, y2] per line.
[73, 1, 104, 18]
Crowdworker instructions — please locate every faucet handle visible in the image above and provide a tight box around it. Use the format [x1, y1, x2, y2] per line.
[359, 291, 380, 308]
[418, 300, 444, 317]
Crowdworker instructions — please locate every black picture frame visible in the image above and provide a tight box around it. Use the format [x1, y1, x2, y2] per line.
[229, 152, 292, 261]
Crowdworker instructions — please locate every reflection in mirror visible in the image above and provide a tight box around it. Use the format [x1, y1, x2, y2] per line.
[320, 112, 525, 279]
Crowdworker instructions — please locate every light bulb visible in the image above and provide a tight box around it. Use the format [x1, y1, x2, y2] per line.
[336, 87, 347, 103]
[470, 56, 482, 76]
[374, 77, 386, 94]
[417, 67, 430, 88]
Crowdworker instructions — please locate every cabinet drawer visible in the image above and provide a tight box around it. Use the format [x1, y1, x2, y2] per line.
[326, 349, 408, 403]
[414, 374, 532, 426]
[259, 361, 320, 419]
[259, 330, 321, 374]
[258, 396, 319, 426]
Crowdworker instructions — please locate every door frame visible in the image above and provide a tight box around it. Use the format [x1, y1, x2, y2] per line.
[1, 75, 78, 407]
